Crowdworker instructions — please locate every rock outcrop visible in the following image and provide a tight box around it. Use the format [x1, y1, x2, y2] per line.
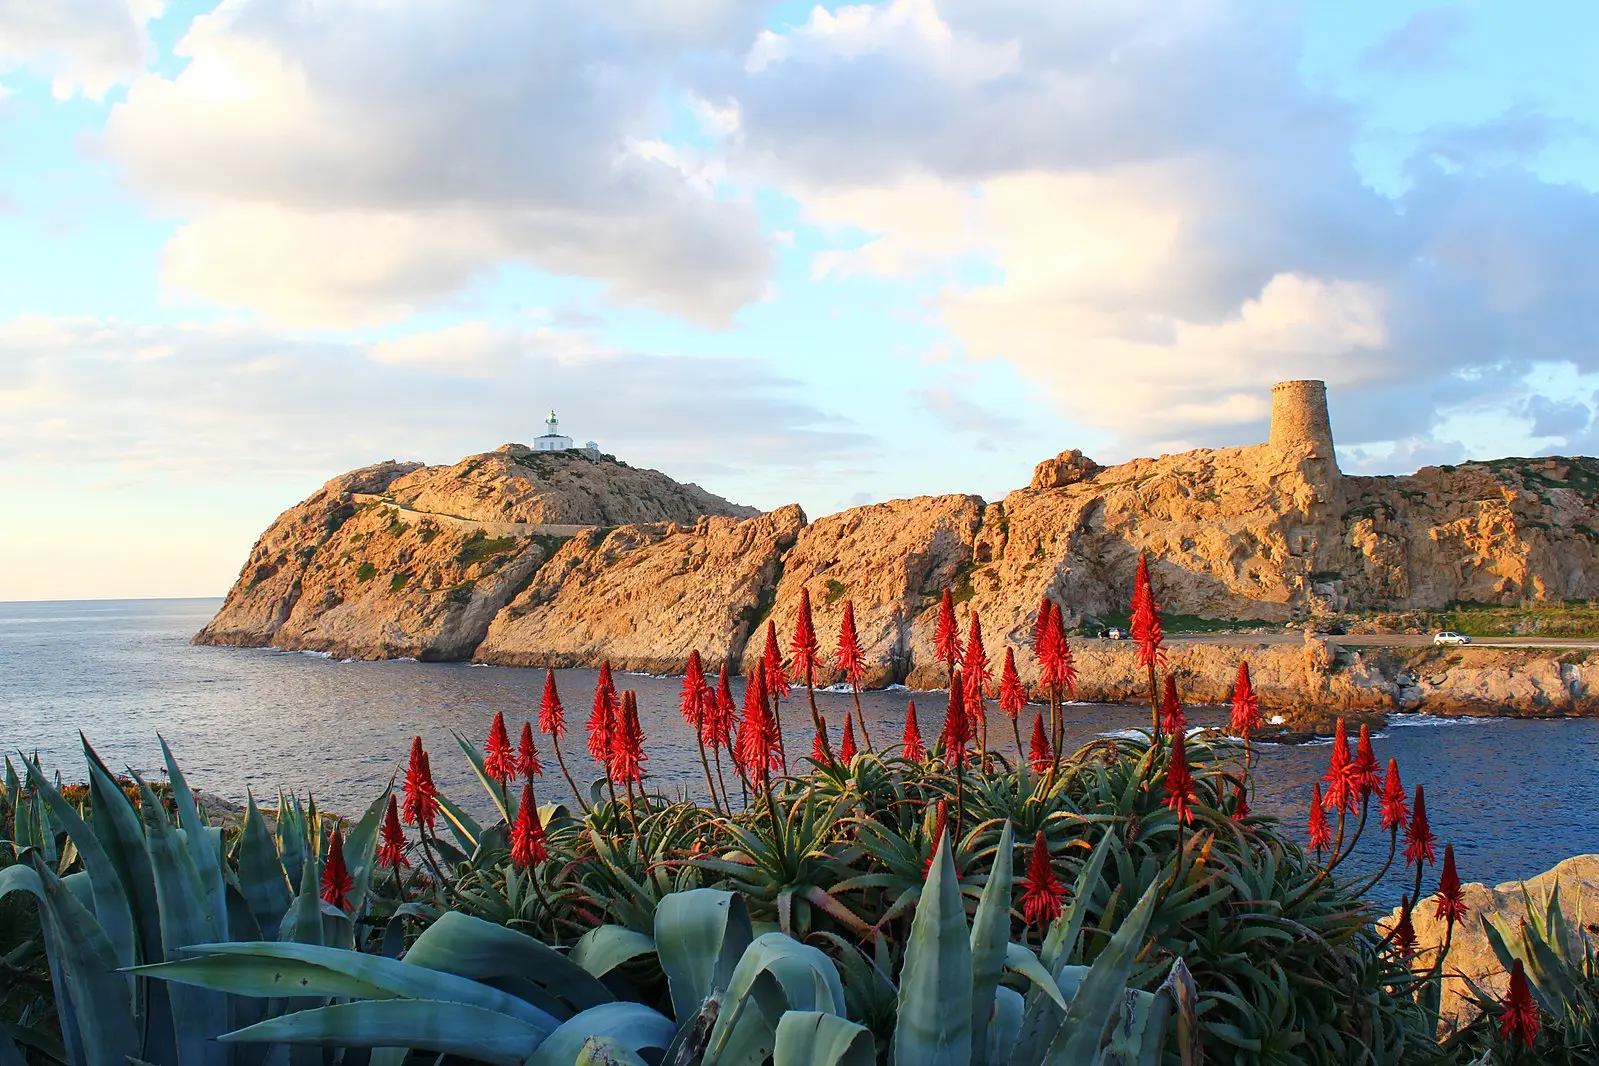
[201, 436, 1599, 714]
[1385, 855, 1599, 1032]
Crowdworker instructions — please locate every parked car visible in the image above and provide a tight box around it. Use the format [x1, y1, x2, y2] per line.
[1101, 626, 1127, 640]
[1433, 631, 1471, 646]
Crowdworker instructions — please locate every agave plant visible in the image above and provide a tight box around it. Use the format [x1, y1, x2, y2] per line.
[0, 737, 390, 1065]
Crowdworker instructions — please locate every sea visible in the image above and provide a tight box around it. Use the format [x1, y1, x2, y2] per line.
[4, 597, 1597, 908]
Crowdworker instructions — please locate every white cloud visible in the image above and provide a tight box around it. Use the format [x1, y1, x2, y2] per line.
[0, 0, 161, 99]
[700, 0, 1599, 455]
[102, 0, 775, 328]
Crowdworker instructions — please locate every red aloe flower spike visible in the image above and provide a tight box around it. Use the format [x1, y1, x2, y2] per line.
[1159, 675, 1186, 736]
[940, 671, 969, 764]
[587, 664, 617, 766]
[1228, 661, 1262, 736]
[935, 588, 964, 669]
[402, 736, 438, 831]
[923, 800, 950, 875]
[762, 621, 790, 699]
[1308, 784, 1332, 856]
[835, 600, 866, 687]
[515, 721, 543, 780]
[1380, 759, 1408, 833]
[1019, 831, 1066, 929]
[1034, 600, 1063, 694]
[321, 827, 353, 910]
[681, 650, 707, 728]
[999, 648, 1026, 719]
[791, 588, 820, 685]
[963, 612, 991, 688]
[1032, 597, 1056, 664]
[510, 783, 547, 869]
[1403, 785, 1436, 868]
[1130, 553, 1166, 669]
[1048, 605, 1076, 695]
[812, 715, 829, 763]
[840, 714, 858, 762]
[1353, 724, 1380, 801]
[902, 701, 926, 761]
[539, 668, 566, 738]
[1163, 729, 1196, 825]
[1231, 781, 1250, 822]
[1321, 719, 1358, 814]
[483, 712, 515, 782]
[1393, 894, 1417, 957]
[1499, 958, 1542, 1048]
[1434, 843, 1467, 927]
[609, 691, 647, 785]
[707, 665, 736, 751]
[1028, 713, 1052, 773]
[378, 794, 408, 870]
[735, 669, 781, 773]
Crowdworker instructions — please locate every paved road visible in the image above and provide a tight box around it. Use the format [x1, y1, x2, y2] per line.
[1146, 632, 1599, 650]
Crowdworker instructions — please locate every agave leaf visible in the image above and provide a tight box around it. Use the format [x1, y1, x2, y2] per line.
[276, 790, 307, 890]
[218, 1000, 547, 1065]
[131, 953, 401, 1001]
[525, 1002, 676, 1066]
[700, 933, 847, 1066]
[969, 820, 1014, 1066]
[22, 758, 136, 977]
[891, 831, 972, 1066]
[235, 792, 293, 941]
[1043, 875, 1164, 1066]
[985, 987, 1025, 1065]
[654, 888, 754, 1025]
[343, 781, 393, 912]
[433, 789, 483, 854]
[178, 941, 560, 1029]
[1004, 943, 1068, 1011]
[158, 735, 227, 926]
[1, 860, 141, 1066]
[772, 1011, 874, 1066]
[570, 925, 658, 980]
[454, 732, 513, 825]
[403, 911, 613, 1016]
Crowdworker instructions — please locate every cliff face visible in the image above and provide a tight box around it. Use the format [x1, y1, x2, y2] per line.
[201, 442, 1599, 708]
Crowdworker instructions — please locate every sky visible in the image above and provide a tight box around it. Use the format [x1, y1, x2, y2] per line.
[1, 0, 1597, 601]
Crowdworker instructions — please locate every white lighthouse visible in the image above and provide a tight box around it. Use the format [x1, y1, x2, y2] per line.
[533, 410, 574, 452]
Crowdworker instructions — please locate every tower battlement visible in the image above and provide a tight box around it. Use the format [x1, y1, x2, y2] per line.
[1269, 380, 1336, 469]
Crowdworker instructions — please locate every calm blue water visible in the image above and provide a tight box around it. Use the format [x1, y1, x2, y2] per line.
[3, 598, 1596, 906]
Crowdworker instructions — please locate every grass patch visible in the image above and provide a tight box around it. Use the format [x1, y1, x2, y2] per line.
[823, 578, 847, 604]
[385, 515, 410, 537]
[456, 531, 520, 566]
[355, 562, 376, 582]
[388, 571, 411, 593]
[1429, 599, 1599, 638]
[419, 523, 440, 545]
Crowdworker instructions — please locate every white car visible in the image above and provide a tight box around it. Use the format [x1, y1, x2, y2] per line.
[1432, 631, 1471, 646]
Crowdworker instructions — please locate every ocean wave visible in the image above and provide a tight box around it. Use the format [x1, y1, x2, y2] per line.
[1095, 725, 1223, 742]
[1385, 712, 1495, 728]
[295, 649, 334, 659]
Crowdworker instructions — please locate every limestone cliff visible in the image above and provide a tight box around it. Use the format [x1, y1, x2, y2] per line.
[201, 438, 1599, 714]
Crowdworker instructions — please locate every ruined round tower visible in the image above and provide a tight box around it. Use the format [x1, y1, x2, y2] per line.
[1269, 379, 1338, 473]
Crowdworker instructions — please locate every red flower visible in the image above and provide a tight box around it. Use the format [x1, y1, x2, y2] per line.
[735, 669, 781, 775]
[762, 621, 790, 701]
[835, 600, 866, 688]
[1159, 675, 1186, 736]
[935, 588, 964, 668]
[1353, 724, 1380, 801]
[681, 650, 707, 729]
[902, 701, 925, 761]
[321, 827, 353, 910]
[1308, 784, 1332, 856]
[962, 612, 990, 731]
[1231, 781, 1250, 822]
[515, 721, 542, 780]
[940, 671, 969, 764]
[1163, 729, 1197, 825]
[1032, 596, 1055, 661]
[1130, 553, 1165, 670]
[1228, 661, 1262, 736]
[1041, 605, 1076, 695]
[708, 665, 737, 751]
[840, 714, 858, 762]
[510, 784, 547, 869]
[1499, 958, 1541, 1048]
[483, 711, 515, 782]
[1404, 785, 1436, 868]
[1019, 831, 1066, 928]
[998, 647, 1026, 719]
[539, 668, 566, 738]
[1380, 758, 1408, 833]
[1434, 843, 1467, 927]
[1321, 719, 1358, 814]
[587, 662, 617, 765]
[791, 588, 821, 686]
[923, 800, 950, 875]
[402, 736, 438, 831]
[812, 715, 830, 763]
[378, 794, 409, 870]
[1392, 894, 1416, 958]
[609, 691, 647, 785]
[1028, 712, 1052, 773]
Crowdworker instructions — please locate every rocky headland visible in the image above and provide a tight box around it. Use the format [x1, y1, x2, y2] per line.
[198, 383, 1599, 719]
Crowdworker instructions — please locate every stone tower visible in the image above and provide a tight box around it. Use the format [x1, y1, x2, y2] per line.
[1269, 380, 1337, 470]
